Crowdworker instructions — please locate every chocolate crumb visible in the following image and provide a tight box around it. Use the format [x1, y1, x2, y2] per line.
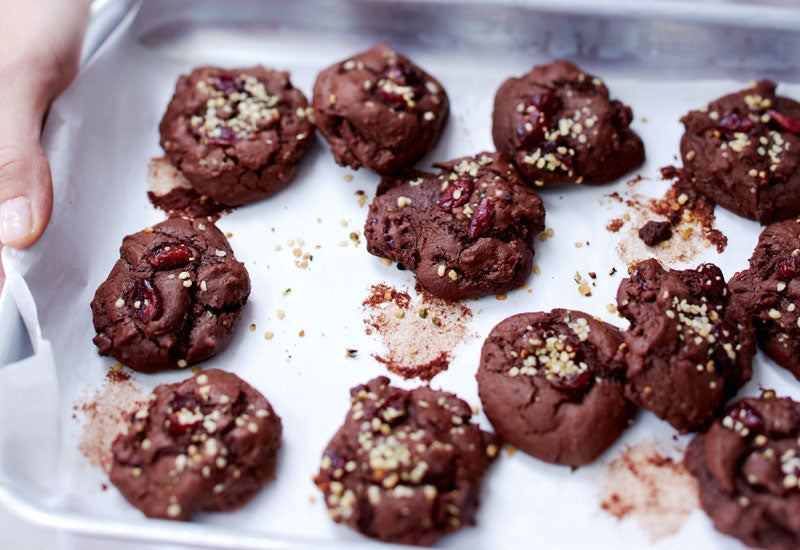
[638, 221, 672, 246]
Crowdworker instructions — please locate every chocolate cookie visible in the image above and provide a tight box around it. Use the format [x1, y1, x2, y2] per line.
[110, 369, 282, 520]
[686, 393, 800, 550]
[160, 66, 314, 206]
[492, 60, 644, 188]
[617, 259, 755, 433]
[313, 43, 449, 175]
[364, 152, 545, 301]
[91, 218, 250, 373]
[313, 376, 498, 546]
[477, 309, 635, 467]
[680, 80, 800, 224]
[729, 219, 800, 381]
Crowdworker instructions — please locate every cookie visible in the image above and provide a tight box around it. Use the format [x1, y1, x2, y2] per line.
[477, 309, 635, 467]
[313, 376, 498, 546]
[91, 218, 250, 373]
[492, 60, 644, 188]
[686, 394, 800, 550]
[616, 259, 755, 433]
[364, 152, 546, 301]
[110, 369, 282, 521]
[313, 43, 449, 175]
[680, 80, 800, 224]
[729, 219, 800, 381]
[160, 66, 314, 206]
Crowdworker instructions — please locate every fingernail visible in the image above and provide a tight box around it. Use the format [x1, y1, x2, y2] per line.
[0, 196, 33, 244]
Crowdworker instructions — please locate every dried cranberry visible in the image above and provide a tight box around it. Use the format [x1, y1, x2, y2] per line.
[363, 391, 405, 424]
[469, 198, 494, 239]
[540, 141, 575, 173]
[550, 369, 593, 395]
[165, 395, 201, 435]
[211, 72, 245, 95]
[767, 109, 800, 134]
[516, 92, 562, 148]
[206, 126, 238, 147]
[130, 279, 162, 323]
[323, 449, 346, 472]
[439, 179, 473, 211]
[717, 112, 754, 140]
[146, 244, 192, 269]
[726, 402, 764, 432]
[776, 255, 800, 279]
[680, 263, 727, 302]
[377, 63, 423, 105]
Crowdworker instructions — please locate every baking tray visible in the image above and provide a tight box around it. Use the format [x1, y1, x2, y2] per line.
[2, 0, 800, 548]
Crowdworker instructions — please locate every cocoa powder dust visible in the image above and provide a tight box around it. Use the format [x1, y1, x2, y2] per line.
[599, 440, 698, 542]
[363, 283, 474, 381]
[75, 367, 146, 473]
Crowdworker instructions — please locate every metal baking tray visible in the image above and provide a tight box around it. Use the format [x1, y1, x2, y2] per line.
[2, 0, 800, 548]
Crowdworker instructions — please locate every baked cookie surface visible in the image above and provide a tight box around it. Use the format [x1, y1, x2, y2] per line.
[492, 60, 644, 187]
[160, 66, 314, 206]
[110, 369, 282, 520]
[686, 394, 800, 550]
[364, 152, 545, 301]
[616, 259, 755, 433]
[477, 309, 635, 467]
[313, 376, 498, 546]
[313, 43, 449, 175]
[680, 80, 800, 224]
[91, 218, 250, 373]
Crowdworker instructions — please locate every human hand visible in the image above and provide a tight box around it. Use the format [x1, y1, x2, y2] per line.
[0, 0, 91, 292]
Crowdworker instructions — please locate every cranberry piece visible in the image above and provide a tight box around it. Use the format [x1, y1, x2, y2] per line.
[776, 255, 800, 279]
[211, 72, 245, 95]
[324, 449, 346, 472]
[549, 368, 593, 395]
[130, 279, 162, 323]
[377, 63, 423, 105]
[146, 244, 192, 269]
[439, 179, 473, 211]
[469, 198, 495, 239]
[206, 126, 238, 147]
[165, 395, 201, 435]
[717, 112, 754, 140]
[726, 402, 764, 432]
[767, 109, 800, 133]
[540, 141, 575, 173]
[680, 263, 727, 302]
[516, 92, 563, 148]
[363, 391, 405, 424]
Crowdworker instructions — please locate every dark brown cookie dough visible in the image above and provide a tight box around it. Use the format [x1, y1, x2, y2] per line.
[110, 369, 282, 521]
[313, 43, 449, 175]
[617, 259, 755, 433]
[364, 152, 545, 301]
[680, 80, 800, 224]
[729, 219, 800, 381]
[492, 60, 644, 188]
[686, 393, 800, 550]
[477, 309, 635, 467]
[160, 66, 314, 206]
[91, 218, 250, 373]
[313, 376, 498, 546]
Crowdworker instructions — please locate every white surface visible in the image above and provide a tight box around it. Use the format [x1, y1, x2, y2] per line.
[2, 0, 800, 548]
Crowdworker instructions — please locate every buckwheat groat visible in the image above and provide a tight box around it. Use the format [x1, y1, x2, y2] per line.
[492, 60, 644, 188]
[91, 218, 250, 373]
[364, 152, 546, 301]
[729, 219, 800, 381]
[313, 376, 499, 546]
[160, 66, 314, 206]
[110, 369, 282, 520]
[680, 80, 800, 224]
[686, 393, 800, 550]
[313, 43, 449, 175]
[616, 259, 755, 433]
[477, 309, 635, 467]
